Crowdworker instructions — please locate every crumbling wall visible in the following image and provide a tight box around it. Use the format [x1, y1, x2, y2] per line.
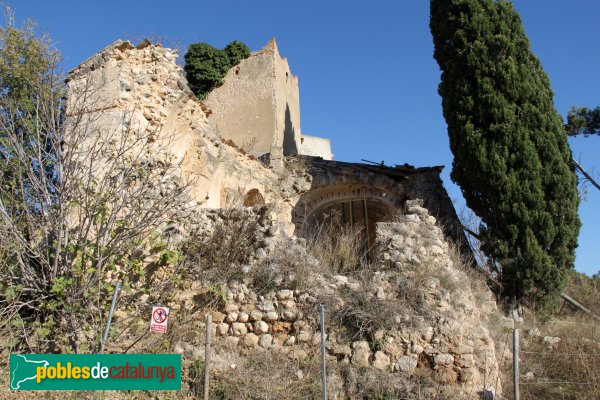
[205, 38, 330, 159]
[66, 40, 297, 231]
[174, 200, 503, 399]
[273, 52, 302, 155]
[203, 40, 280, 156]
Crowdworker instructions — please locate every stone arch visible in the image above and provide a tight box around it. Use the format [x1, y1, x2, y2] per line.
[243, 188, 265, 207]
[293, 172, 408, 251]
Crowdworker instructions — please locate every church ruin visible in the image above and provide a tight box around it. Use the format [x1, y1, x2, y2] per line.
[66, 38, 466, 248]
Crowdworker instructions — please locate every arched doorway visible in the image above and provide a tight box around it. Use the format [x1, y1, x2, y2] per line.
[293, 184, 404, 254]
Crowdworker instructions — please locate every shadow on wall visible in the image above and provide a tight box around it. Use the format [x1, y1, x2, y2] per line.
[283, 103, 297, 155]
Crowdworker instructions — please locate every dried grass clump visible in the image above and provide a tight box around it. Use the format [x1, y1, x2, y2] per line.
[209, 349, 321, 400]
[305, 211, 367, 274]
[562, 271, 600, 316]
[327, 287, 398, 341]
[517, 317, 600, 400]
[183, 207, 268, 283]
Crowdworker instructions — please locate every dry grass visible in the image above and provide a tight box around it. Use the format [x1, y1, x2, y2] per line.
[182, 207, 268, 284]
[327, 286, 399, 342]
[208, 349, 322, 400]
[562, 272, 600, 316]
[504, 271, 600, 400]
[305, 211, 367, 275]
[516, 317, 600, 400]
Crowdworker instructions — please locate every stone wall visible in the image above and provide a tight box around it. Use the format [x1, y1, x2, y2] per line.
[66, 40, 300, 232]
[299, 134, 333, 160]
[174, 200, 503, 399]
[204, 39, 302, 157]
[205, 38, 332, 159]
[203, 40, 280, 156]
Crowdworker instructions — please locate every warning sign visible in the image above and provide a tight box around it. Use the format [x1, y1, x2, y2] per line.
[150, 306, 169, 333]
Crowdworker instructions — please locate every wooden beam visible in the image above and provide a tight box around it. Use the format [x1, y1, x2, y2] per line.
[560, 292, 600, 321]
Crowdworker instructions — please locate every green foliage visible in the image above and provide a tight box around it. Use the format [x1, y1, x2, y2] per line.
[565, 106, 600, 137]
[430, 0, 580, 304]
[0, 9, 191, 353]
[183, 40, 250, 99]
[0, 13, 61, 113]
[0, 9, 63, 210]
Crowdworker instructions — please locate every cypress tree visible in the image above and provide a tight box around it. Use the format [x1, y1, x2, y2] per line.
[430, 0, 580, 304]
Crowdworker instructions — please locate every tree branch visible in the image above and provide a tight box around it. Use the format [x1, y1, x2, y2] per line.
[573, 158, 600, 192]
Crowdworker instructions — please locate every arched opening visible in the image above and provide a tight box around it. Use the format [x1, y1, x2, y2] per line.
[243, 188, 265, 207]
[293, 184, 404, 256]
[302, 197, 395, 254]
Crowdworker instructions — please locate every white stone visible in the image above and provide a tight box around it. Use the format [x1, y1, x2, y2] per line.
[421, 326, 435, 342]
[217, 323, 229, 336]
[285, 336, 296, 346]
[395, 356, 417, 372]
[351, 348, 371, 368]
[224, 303, 239, 313]
[238, 312, 249, 323]
[243, 333, 259, 347]
[411, 343, 424, 355]
[249, 310, 263, 322]
[276, 289, 294, 300]
[297, 329, 313, 342]
[226, 312, 238, 323]
[232, 322, 247, 336]
[434, 353, 455, 366]
[543, 336, 561, 347]
[254, 320, 269, 334]
[258, 302, 275, 312]
[282, 310, 297, 321]
[264, 311, 279, 322]
[373, 351, 390, 371]
[259, 334, 273, 348]
[352, 341, 370, 350]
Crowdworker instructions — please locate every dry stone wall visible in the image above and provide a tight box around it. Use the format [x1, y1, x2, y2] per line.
[170, 200, 504, 399]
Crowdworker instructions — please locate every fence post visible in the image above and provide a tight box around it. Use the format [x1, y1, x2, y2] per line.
[100, 282, 120, 354]
[320, 304, 327, 400]
[512, 306, 520, 400]
[204, 314, 212, 400]
[483, 349, 487, 396]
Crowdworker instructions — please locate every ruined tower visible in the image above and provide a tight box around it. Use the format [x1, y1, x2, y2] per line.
[204, 38, 333, 160]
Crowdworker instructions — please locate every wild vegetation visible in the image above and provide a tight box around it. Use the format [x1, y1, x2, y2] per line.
[505, 272, 600, 400]
[184, 40, 250, 99]
[0, 9, 190, 354]
[566, 106, 600, 137]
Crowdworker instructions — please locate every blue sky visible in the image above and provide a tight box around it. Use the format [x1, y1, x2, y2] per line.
[10, 1, 599, 276]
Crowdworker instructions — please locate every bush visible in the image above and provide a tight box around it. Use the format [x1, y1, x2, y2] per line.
[184, 40, 250, 99]
[182, 207, 267, 284]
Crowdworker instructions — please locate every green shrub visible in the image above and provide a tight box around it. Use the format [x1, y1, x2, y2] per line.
[184, 40, 250, 99]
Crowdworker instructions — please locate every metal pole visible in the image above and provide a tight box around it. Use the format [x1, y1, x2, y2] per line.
[100, 282, 120, 354]
[513, 326, 520, 400]
[320, 304, 327, 400]
[483, 349, 487, 396]
[204, 314, 212, 400]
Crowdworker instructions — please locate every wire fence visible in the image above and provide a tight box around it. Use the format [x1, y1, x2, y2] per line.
[508, 318, 600, 400]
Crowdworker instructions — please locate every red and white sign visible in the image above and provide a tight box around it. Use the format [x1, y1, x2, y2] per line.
[150, 306, 169, 333]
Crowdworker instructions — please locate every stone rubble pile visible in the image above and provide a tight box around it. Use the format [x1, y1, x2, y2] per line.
[171, 199, 503, 397]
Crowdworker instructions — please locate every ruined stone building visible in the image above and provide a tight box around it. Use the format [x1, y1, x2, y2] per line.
[66, 38, 466, 249]
[64, 40, 502, 396]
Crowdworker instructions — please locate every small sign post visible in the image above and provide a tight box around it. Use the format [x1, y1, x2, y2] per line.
[150, 306, 169, 333]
